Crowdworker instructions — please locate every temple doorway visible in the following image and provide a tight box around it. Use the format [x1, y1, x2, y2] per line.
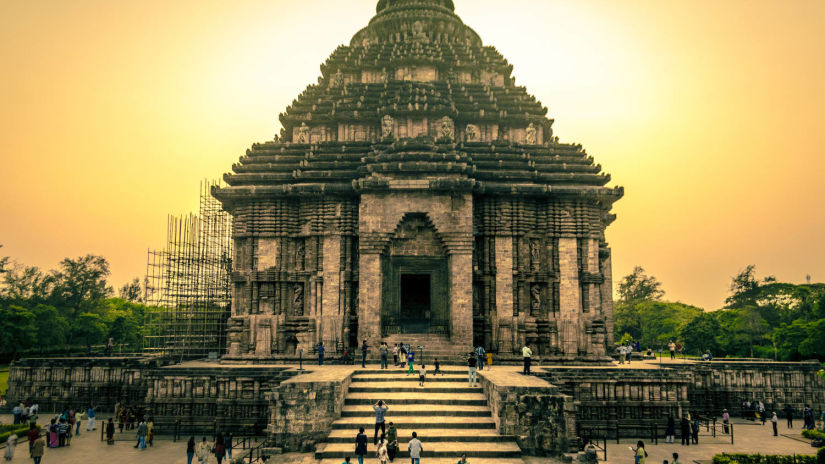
[400, 274, 431, 332]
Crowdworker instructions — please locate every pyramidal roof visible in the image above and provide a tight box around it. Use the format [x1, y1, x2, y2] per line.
[214, 0, 623, 210]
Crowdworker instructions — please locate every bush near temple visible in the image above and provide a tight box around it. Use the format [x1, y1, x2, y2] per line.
[712, 454, 818, 464]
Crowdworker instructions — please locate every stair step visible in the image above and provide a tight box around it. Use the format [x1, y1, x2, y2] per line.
[332, 416, 496, 429]
[351, 376, 467, 383]
[316, 441, 521, 458]
[353, 369, 468, 375]
[349, 382, 482, 393]
[319, 459, 525, 464]
[325, 429, 508, 443]
[341, 405, 490, 417]
[345, 392, 486, 406]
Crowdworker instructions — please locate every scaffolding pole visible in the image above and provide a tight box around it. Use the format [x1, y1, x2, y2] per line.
[143, 180, 232, 360]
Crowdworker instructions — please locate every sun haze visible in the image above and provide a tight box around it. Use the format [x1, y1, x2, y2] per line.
[1, 0, 823, 310]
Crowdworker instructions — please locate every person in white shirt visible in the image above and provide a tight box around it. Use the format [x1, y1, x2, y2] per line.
[521, 345, 532, 374]
[408, 431, 423, 464]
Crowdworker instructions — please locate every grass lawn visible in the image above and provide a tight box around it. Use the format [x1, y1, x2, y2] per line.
[0, 365, 9, 397]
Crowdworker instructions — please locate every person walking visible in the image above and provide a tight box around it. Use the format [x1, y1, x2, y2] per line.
[522, 344, 532, 374]
[680, 415, 690, 446]
[4, 431, 17, 461]
[214, 435, 226, 464]
[386, 422, 398, 462]
[783, 405, 794, 429]
[374, 400, 389, 444]
[631, 440, 647, 464]
[408, 431, 423, 464]
[361, 340, 369, 368]
[355, 427, 368, 464]
[407, 349, 416, 375]
[377, 435, 389, 464]
[475, 345, 486, 371]
[759, 402, 767, 426]
[618, 345, 626, 365]
[226, 433, 233, 460]
[419, 365, 427, 387]
[722, 409, 730, 434]
[434, 358, 442, 376]
[137, 420, 148, 449]
[57, 417, 67, 447]
[668, 340, 676, 360]
[392, 344, 399, 367]
[196, 437, 211, 464]
[30, 432, 45, 464]
[380, 342, 389, 370]
[27, 423, 38, 455]
[147, 418, 154, 447]
[186, 437, 196, 464]
[468, 353, 478, 387]
[665, 415, 675, 443]
[771, 412, 779, 436]
[106, 418, 115, 445]
[318, 342, 325, 366]
[86, 405, 96, 431]
[691, 416, 699, 444]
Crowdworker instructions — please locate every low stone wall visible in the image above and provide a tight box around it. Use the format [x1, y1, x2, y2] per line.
[478, 369, 576, 455]
[267, 366, 355, 452]
[6, 356, 155, 412]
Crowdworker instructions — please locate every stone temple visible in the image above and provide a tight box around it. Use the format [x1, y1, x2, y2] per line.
[214, 0, 624, 362]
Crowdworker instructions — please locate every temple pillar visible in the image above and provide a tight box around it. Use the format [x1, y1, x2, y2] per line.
[321, 235, 342, 351]
[449, 251, 473, 347]
[494, 236, 515, 353]
[601, 247, 615, 346]
[558, 237, 581, 356]
[358, 251, 383, 349]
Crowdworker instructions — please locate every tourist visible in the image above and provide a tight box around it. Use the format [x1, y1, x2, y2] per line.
[380, 342, 389, 370]
[434, 358, 442, 376]
[399, 344, 408, 368]
[186, 436, 196, 464]
[691, 416, 699, 444]
[342, 457, 351, 464]
[672, 453, 680, 464]
[771, 412, 779, 436]
[408, 431, 423, 464]
[475, 345, 486, 371]
[668, 340, 676, 360]
[758, 402, 766, 425]
[626, 343, 633, 364]
[679, 415, 690, 446]
[47, 419, 58, 448]
[457, 453, 469, 464]
[374, 400, 389, 444]
[377, 435, 389, 464]
[67, 408, 76, 439]
[12, 403, 21, 425]
[407, 349, 416, 375]
[361, 340, 368, 368]
[318, 342, 325, 366]
[419, 365, 427, 387]
[804, 405, 814, 429]
[106, 418, 115, 445]
[393, 344, 399, 367]
[722, 409, 730, 434]
[617, 345, 626, 365]
[784, 404, 794, 428]
[57, 417, 67, 447]
[86, 405, 96, 431]
[631, 440, 647, 464]
[27, 423, 38, 454]
[675, 340, 684, 357]
[343, 347, 350, 365]
[386, 422, 398, 462]
[226, 433, 233, 460]
[196, 437, 211, 464]
[214, 434, 226, 464]
[355, 427, 368, 464]
[64, 417, 73, 447]
[4, 430, 18, 461]
[468, 353, 478, 387]
[665, 415, 675, 443]
[147, 417, 154, 446]
[136, 420, 149, 449]
[522, 344, 532, 374]
[31, 432, 45, 464]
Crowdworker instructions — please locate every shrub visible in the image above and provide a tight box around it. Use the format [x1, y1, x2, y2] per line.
[0, 423, 37, 443]
[713, 454, 817, 464]
[803, 429, 825, 441]
[816, 448, 825, 464]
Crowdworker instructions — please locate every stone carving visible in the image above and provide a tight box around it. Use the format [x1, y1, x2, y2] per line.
[332, 70, 344, 88]
[531, 285, 542, 313]
[440, 116, 454, 140]
[295, 240, 305, 270]
[465, 124, 480, 142]
[297, 123, 310, 143]
[293, 283, 304, 315]
[526, 122, 537, 144]
[412, 20, 426, 40]
[381, 115, 394, 138]
[530, 239, 540, 270]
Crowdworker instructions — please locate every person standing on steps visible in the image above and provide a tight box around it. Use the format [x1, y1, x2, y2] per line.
[392, 344, 399, 368]
[361, 340, 369, 368]
[419, 365, 427, 387]
[407, 348, 416, 375]
[399, 343, 407, 368]
[521, 344, 533, 375]
[434, 358, 442, 376]
[317, 342, 325, 366]
[467, 352, 478, 387]
[380, 342, 389, 370]
[377, 434, 389, 464]
[386, 422, 398, 462]
[355, 427, 368, 464]
[408, 431, 423, 464]
[373, 400, 389, 445]
[475, 345, 486, 371]
[457, 453, 469, 464]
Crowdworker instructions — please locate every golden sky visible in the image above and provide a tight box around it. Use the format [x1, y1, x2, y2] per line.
[1, 0, 823, 310]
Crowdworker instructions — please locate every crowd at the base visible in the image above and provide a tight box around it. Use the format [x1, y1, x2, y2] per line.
[184, 433, 234, 464]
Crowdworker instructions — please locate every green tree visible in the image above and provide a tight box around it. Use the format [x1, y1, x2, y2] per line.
[70, 312, 108, 346]
[680, 312, 722, 355]
[50, 255, 112, 321]
[617, 266, 665, 304]
[0, 304, 37, 355]
[118, 278, 143, 303]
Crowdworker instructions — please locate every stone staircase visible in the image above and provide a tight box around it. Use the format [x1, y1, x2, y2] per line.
[381, 334, 473, 365]
[315, 367, 522, 464]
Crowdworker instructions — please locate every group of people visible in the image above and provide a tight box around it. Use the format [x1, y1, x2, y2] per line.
[617, 342, 640, 364]
[663, 413, 703, 445]
[11, 401, 40, 425]
[185, 433, 233, 464]
[629, 441, 682, 464]
[4, 423, 46, 463]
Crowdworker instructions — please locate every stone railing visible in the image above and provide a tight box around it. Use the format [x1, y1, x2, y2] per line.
[478, 369, 576, 456]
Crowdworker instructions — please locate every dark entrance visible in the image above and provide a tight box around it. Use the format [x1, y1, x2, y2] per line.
[400, 274, 431, 332]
